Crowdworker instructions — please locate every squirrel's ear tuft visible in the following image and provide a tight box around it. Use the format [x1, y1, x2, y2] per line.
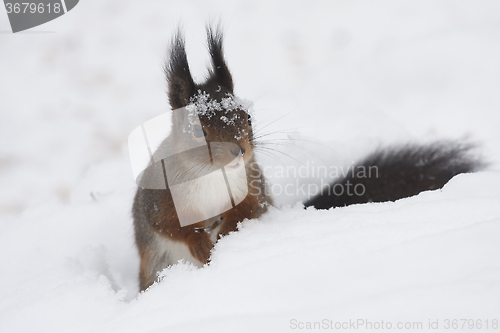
[206, 26, 234, 93]
[165, 32, 196, 109]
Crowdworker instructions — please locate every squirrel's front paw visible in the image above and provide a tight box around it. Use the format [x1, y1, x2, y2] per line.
[187, 232, 213, 264]
[218, 219, 239, 238]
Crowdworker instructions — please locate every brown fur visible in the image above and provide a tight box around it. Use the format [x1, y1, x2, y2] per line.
[133, 28, 271, 291]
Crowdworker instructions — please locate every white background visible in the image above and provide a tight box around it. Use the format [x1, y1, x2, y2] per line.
[1, 1, 500, 332]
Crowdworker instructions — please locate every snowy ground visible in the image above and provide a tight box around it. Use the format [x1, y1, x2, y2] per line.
[1, 1, 500, 332]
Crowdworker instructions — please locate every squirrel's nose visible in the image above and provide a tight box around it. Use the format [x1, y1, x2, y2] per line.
[230, 146, 245, 157]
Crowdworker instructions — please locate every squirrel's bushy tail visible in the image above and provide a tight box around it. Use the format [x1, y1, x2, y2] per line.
[304, 142, 484, 210]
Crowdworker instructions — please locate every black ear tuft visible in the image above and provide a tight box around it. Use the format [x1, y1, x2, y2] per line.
[165, 32, 196, 109]
[206, 26, 234, 93]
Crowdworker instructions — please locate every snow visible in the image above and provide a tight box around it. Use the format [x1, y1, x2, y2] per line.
[1, 1, 500, 332]
[187, 91, 243, 120]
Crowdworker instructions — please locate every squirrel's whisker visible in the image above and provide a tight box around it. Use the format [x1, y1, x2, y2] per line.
[254, 146, 306, 166]
[252, 109, 298, 136]
[254, 140, 326, 163]
[253, 148, 288, 168]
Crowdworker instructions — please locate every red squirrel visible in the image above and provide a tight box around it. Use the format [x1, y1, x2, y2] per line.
[132, 27, 481, 291]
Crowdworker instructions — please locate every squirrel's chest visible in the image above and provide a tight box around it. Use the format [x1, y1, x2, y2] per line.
[177, 166, 249, 219]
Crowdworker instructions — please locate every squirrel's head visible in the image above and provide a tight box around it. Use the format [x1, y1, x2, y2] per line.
[165, 27, 254, 170]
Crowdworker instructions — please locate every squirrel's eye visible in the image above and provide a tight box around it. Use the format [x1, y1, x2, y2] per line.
[247, 114, 252, 127]
[193, 124, 206, 138]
